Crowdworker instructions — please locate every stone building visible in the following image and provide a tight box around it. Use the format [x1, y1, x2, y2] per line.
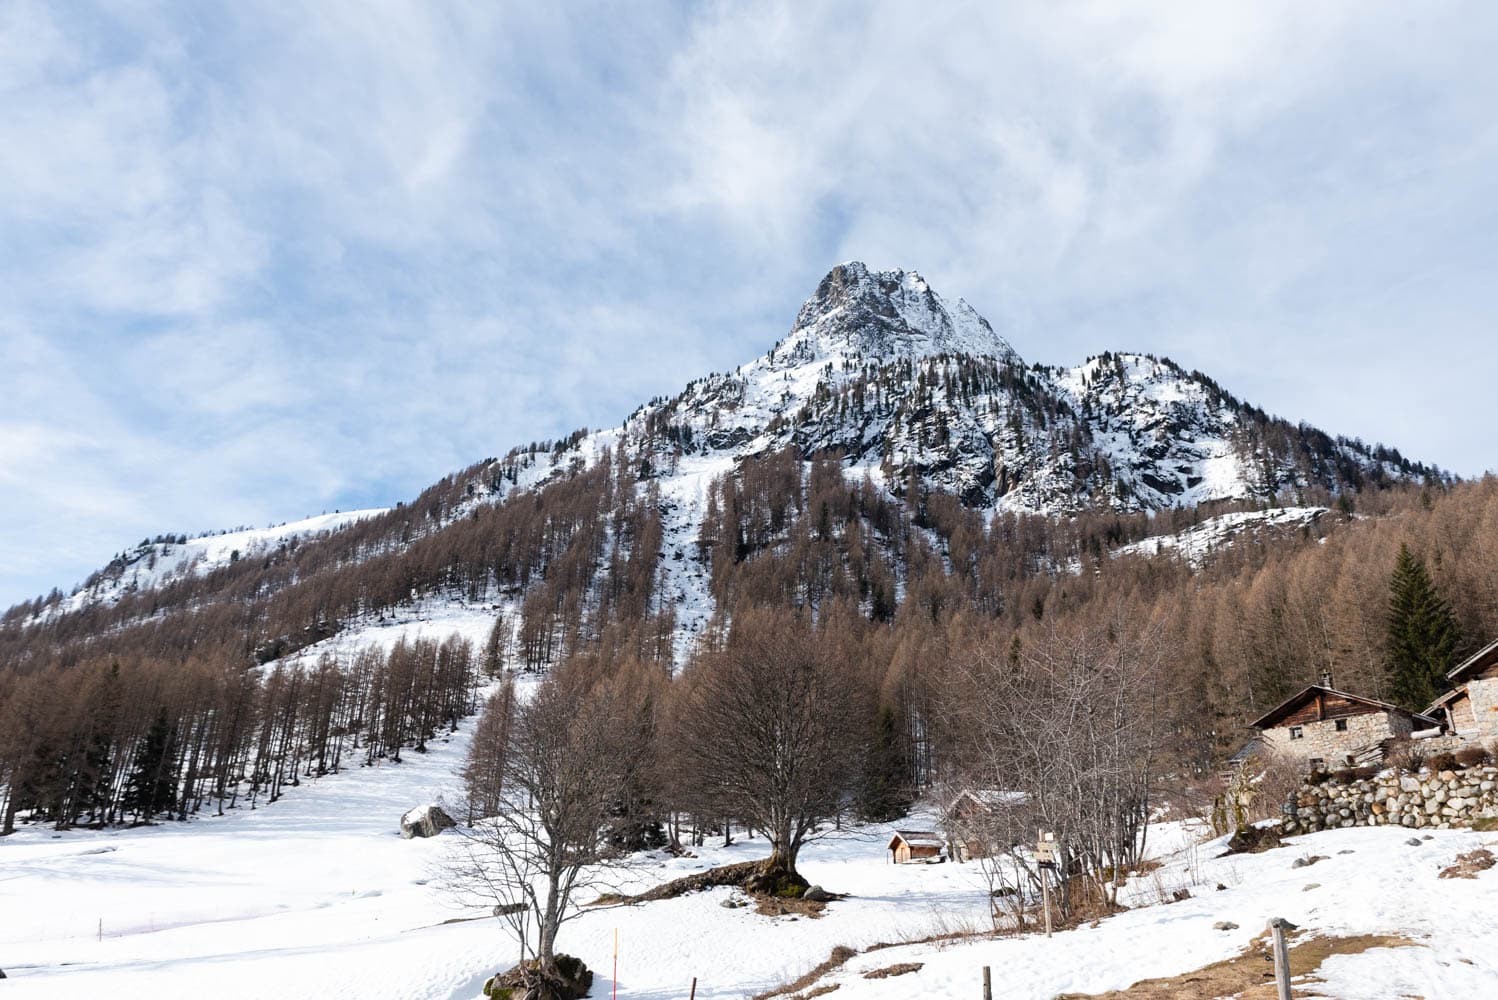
[1427, 638, 1498, 740]
[1250, 680, 1439, 768]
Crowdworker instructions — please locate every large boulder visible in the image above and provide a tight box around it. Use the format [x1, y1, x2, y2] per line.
[400, 804, 456, 839]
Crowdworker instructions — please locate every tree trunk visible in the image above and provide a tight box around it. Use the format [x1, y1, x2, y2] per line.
[1, 787, 17, 837]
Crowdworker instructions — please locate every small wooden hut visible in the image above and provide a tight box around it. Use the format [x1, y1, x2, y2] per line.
[887, 830, 944, 864]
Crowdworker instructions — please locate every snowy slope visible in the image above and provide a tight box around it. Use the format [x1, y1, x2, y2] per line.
[1111, 506, 1330, 567]
[57, 508, 387, 613]
[5, 742, 1496, 1000]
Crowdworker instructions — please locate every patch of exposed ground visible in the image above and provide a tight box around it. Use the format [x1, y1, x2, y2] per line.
[1438, 847, 1495, 879]
[862, 961, 922, 979]
[1054, 932, 1418, 999]
[591, 860, 762, 905]
[751, 946, 856, 1000]
[593, 859, 840, 919]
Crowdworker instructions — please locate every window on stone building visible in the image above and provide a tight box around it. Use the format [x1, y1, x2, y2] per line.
[1289, 726, 1304, 739]
[1334, 718, 1348, 731]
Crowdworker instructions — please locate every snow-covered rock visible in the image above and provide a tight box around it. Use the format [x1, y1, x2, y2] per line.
[399, 804, 456, 840]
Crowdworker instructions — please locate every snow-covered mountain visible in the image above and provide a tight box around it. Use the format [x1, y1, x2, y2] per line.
[507, 261, 1428, 514]
[27, 262, 1436, 636]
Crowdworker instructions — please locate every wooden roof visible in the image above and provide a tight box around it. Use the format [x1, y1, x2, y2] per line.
[1447, 637, 1498, 683]
[948, 788, 1026, 812]
[1427, 686, 1470, 712]
[888, 830, 944, 850]
[1248, 684, 1439, 731]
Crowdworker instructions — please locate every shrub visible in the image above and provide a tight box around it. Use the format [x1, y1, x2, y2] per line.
[1429, 751, 1459, 772]
[1455, 746, 1491, 768]
[1224, 824, 1282, 855]
[1388, 740, 1425, 774]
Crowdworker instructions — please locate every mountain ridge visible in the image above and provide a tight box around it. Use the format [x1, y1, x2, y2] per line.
[11, 262, 1442, 627]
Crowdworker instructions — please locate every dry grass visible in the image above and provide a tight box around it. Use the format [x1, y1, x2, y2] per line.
[793, 987, 839, 999]
[1054, 931, 1417, 999]
[751, 946, 856, 1000]
[862, 962, 923, 979]
[753, 894, 828, 918]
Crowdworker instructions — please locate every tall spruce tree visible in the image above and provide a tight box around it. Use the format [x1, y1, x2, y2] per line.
[123, 709, 179, 823]
[1386, 544, 1461, 711]
[856, 705, 913, 822]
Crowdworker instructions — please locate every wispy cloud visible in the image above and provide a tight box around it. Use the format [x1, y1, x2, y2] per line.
[2, 0, 1495, 605]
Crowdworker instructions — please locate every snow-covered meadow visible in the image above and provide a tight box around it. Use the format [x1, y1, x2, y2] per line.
[5, 684, 1498, 1000]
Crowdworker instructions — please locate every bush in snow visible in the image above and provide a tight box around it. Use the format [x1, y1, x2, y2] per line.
[1455, 746, 1491, 769]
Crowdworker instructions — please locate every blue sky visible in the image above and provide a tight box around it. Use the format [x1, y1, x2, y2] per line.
[3, 1, 1496, 608]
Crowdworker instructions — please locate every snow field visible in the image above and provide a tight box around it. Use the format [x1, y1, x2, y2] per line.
[7, 726, 1498, 1000]
[5, 604, 1495, 999]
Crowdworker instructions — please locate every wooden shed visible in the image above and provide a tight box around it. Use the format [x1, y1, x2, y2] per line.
[887, 830, 944, 864]
[944, 789, 1025, 861]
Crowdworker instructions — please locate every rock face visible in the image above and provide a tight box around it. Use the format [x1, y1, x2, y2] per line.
[1282, 764, 1498, 834]
[400, 803, 456, 839]
[608, 262, 1434, 516]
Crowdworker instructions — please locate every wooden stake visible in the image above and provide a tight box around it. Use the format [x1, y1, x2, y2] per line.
[1268, 917, 1293, 1000]
[982, 965, 992, 1000]
[689, 976, 697, 1000]
[1041, 869, 1053, 938]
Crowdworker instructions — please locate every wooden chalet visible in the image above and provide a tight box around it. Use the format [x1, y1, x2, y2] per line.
[887, 830, 944, 864]
[1427, 638, 1498, 739]
[943, 788, 1024, 861]
[1249, 679, 1439, 768]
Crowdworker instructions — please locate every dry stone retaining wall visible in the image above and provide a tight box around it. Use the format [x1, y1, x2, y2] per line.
[1283, 765, 1498, 834]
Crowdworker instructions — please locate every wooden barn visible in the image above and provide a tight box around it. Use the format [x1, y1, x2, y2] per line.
[887, 830, 944, 864]
[943, 788, 1024, 861]
[1427, 638, 1498, 739]
[1250, 678, 1439, 768]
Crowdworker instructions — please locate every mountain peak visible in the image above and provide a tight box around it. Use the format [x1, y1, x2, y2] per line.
[780, 261, 1019, 367]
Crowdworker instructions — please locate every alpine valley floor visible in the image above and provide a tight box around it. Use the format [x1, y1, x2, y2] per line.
[3, 698, 1496, 999]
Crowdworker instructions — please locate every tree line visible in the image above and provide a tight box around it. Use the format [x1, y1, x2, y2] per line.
[0, 635, 477, 835]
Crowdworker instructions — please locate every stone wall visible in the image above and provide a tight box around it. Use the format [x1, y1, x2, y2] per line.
[1282, 764, 1498, 834]
[1463, 678, 1498, 737]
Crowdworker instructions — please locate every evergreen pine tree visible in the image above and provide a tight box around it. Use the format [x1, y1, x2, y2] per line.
[856, 706, 912, 822]
[1386, 544, 1461, 711]
[123, 709, 179, 823]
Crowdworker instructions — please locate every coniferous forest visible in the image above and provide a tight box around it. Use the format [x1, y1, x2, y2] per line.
[3, 420, 1494, 840]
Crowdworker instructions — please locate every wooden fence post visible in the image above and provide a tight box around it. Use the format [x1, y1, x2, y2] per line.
[982, 965, 992, 1000]
[1268, 917, 1295, 1000]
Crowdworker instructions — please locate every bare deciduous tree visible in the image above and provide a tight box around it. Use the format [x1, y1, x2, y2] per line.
[444, 663, 635, 995]
[667, 611, 868, 888]
[940, 614, 1171, 922]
